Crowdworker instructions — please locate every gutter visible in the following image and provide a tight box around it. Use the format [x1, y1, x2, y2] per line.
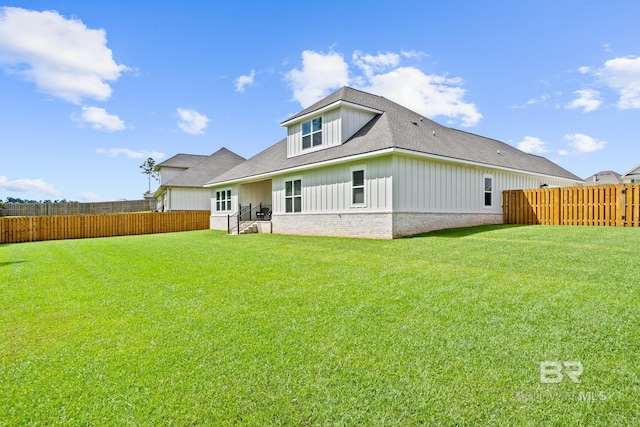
[204, 148, 583, 188]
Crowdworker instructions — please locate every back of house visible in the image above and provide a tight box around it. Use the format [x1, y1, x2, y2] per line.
[206, 87, 583, 238]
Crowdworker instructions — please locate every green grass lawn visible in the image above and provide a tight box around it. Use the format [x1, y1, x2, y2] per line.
[1, 225, 639, 426]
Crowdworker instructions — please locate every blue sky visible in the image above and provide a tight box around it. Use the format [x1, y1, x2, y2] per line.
[1, 1, 640, 201]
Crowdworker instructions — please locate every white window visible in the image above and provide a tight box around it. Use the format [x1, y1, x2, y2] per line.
[351, 166, 366, 206]
[285, 179, 302, 213]
[483, 175, 493, 207]
[215, 189, 232, 212]
[302, 117, 322, 149]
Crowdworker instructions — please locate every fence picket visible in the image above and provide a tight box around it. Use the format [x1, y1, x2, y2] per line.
[0, 211, 211, 244]
[503, 184, 640, 228]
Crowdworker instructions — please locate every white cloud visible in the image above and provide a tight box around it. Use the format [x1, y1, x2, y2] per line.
[400, 49, 428, 60]
[96, 148, 165, 159]
[176, 108, 210, 135]
[286, 49, 482, 127]
[285, 50, 350, 107]
[511, 93, 550, 109]
[527, 94, 550, 105]
[597, 56, 640, 109]
[353, 51, 401, 78]
[0, 7, 128, 103]
[73, 106, 125, 132]
[235, 70, 255, 93]
[0, 176, 62, 196]
[566, 89, 602, 112]
[517, 136, 548, 154]
[564, 133, 607, 153]
[79, 192, 103, 202]
[361, 67, 482, 127]
[558, 149, 570, 156]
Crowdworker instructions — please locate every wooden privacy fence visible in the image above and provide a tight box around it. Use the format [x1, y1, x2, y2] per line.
[503, 184, 640, 226]
[0, 211, 211, 244]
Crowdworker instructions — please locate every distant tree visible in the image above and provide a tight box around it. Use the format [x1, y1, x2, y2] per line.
[6, 197, 37, 203]
[2, 197, 75, 204]
[140, 157, 159, 194]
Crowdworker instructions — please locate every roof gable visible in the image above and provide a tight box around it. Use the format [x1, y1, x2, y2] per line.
[622, 164, 640, 177]
[163, 148, 245, 188]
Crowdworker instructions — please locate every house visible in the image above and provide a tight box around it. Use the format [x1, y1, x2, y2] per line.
[153, 148, 245, 211]
[205, 87, 583, 238]
[583, 170, 622, 185]
[622, 165, 640, 184]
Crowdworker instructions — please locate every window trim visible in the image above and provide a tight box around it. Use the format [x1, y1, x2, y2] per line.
[284, 177, 302, 213]
[350, 165, 367, 207]
[483, 174, 493, 208]
[215, 188, 232, 212]
[301, 116, 322, 150]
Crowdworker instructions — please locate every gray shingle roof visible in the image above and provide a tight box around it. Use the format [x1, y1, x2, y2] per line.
[163, 148, 245, 187]
[156, 153, 208, 170]
[583, 170, 622, 185]
[208, 87, 582, 185]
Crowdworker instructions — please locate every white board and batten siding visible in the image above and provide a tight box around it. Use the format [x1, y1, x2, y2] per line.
[273, 157, 393, 214]
[165, 188, 212, 210]
[159, 167, 188, 185]
[272, 153, 574, 216]
[286, 106, 377, 158]
[392, 155, 573, 213]
[238, 180, 272, 206]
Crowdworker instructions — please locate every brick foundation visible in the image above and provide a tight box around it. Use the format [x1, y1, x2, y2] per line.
[272, 212, 394, 239]
[391, 212, 503, 238]
[214, 211, 503, 239]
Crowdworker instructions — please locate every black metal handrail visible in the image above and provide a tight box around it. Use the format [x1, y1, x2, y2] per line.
[227, 203, 272, 234]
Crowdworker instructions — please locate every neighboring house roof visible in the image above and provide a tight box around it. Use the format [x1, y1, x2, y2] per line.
[163, 148, 246, 188]
[583, 170, 622, 185]
[207, 87, 582, 185]
[155, 153, 209, 170]
[622, 164, 640, 178]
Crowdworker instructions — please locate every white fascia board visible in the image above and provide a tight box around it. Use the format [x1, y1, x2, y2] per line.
[280, 100, 383, 127]
[204, 147, 584, 188]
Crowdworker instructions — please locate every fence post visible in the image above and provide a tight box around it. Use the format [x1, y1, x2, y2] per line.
[502, 191, 508, 224]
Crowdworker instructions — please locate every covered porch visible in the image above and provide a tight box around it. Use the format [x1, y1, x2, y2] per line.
[228, 179, 273, 234]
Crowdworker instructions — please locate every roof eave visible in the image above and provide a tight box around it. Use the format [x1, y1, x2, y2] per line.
[280, 100, 383, 127]
[205, 147, 583, 188]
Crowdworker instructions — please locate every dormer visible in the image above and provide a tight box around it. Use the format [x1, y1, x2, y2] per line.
[281, 100, 382, 158]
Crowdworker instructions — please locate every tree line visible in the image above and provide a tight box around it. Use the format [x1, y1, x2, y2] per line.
[1, 197, 76, 204]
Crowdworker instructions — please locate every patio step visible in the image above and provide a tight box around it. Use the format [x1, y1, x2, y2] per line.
[239, 222, 258, 234]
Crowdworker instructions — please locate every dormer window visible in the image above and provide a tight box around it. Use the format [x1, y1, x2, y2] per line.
[302, 117, 322, 149]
